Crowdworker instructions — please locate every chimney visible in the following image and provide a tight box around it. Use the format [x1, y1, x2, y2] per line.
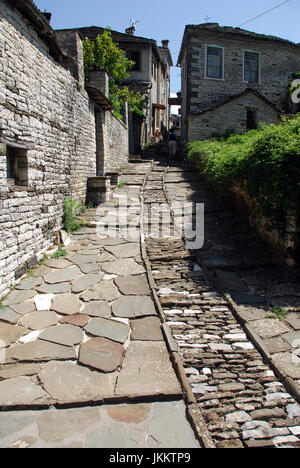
[125, 26, 135, 36]
[161, 40, 169, 49]
[42, 12, 52, 23]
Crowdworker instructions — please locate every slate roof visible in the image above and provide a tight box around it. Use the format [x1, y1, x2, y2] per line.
[6, 0, 63, 60]
[59, 26, 163, 62]
[191, 88, 283, 115]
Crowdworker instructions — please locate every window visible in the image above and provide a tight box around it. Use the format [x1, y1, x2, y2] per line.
[247, 110, 257, 130]
[5, 145, 28, 186]
[206, 46, 223, 79]
[126, 50, 141, 71]
[244, 51, 260, 83]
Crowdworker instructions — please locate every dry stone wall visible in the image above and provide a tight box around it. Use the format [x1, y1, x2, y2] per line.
[97, 109, 129, 175]
[188, 92, 281, 140]
[0, 1, 97, 297]
[187, 31, 300, 114]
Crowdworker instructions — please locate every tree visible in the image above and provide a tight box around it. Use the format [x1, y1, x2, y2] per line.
[83, 29, 146, 120]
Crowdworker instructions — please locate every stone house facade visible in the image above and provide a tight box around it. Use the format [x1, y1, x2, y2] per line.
[70, 26, 173, 152]
[178, 23, 300, 142]
[0, 0, 129, 298]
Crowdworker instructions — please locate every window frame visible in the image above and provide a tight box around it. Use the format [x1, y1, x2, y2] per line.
[246, 109, 258, 130]
[205, 45, 225, 81]
[126, 50, 142, 72]
[243, 50, 261, 84]
[4, 144, 29, 187]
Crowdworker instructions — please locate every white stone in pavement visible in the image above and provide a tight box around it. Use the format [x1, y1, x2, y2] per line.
[287, 403, 300, 419]
[226, 411, 252, 423]
[18, 330, 41, 344]
[34, 294, 54, 311]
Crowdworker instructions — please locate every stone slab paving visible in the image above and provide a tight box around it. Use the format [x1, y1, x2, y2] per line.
[0, 163, 202, 448]
[142, 158, 300, 448]
[0, 401, 199, 448]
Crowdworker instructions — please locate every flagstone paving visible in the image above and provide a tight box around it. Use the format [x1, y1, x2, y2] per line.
[139, 151, 300, 448]
[0, 163, 197, 449]
[6, 154, 300, 448]
[0, 218, 182, 405]
[0, 401, 199, 448]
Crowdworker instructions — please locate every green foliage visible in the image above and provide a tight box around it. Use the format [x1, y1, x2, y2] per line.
[142, 140, 151, 150]
[83, 29, 146, 120]
[118, 182, 126, 189]
[52, 246, 67, 259]
[63, 198, 83, 233]
[187, 115, 300, 254]
[265, 307, 289, 321]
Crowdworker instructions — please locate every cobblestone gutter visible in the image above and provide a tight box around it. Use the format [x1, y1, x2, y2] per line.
[141, 156, 300, 449]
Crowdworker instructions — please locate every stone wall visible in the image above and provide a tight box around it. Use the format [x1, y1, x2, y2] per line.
[100, 106, 129, 175]
[188, 91, 281, 141]
[187, 30, 300, 113]
[96, 108, 129, 175]
[0, 0, 97, 297]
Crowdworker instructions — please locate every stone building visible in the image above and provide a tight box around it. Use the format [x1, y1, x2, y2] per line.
[177, 23, 300, 142]
[68, 26, 173, 153]
[0, 0, 129, 298]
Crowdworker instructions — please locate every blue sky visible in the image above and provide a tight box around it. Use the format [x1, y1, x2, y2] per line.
[34, 0, 299, 94]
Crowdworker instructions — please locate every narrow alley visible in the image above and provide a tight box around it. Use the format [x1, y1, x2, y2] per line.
[0, 153, 299, 448]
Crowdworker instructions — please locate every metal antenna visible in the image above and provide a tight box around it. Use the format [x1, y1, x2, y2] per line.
[203, 15, 211, 23]
[130, 18, 140, 28]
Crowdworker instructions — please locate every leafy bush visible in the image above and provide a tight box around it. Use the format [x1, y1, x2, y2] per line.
[83, 29, 146, 120]
[63, 198, 83, 233]
[187, 115, 300, 255]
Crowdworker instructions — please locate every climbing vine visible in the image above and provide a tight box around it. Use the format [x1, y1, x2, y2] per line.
[83, 29, 146, 120]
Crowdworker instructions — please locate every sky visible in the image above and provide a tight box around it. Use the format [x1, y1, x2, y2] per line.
[34, 0, 300, 95]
